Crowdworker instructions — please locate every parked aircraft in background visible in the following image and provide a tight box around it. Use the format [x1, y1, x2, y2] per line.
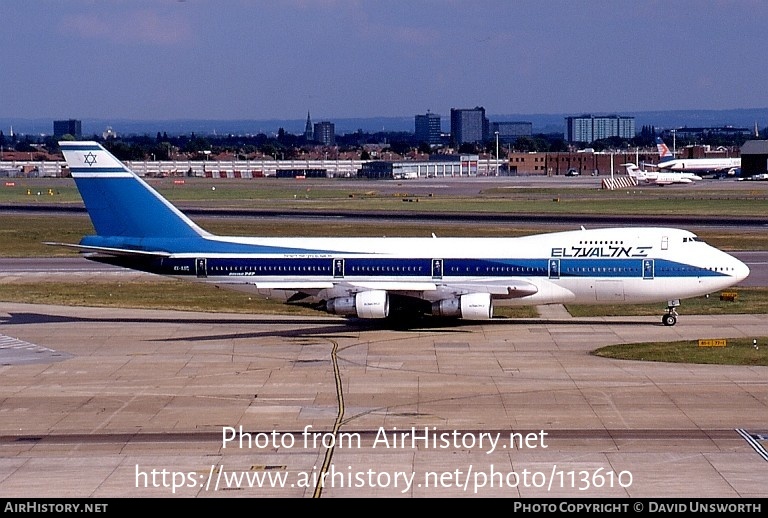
[652, 137, 741, 176]
[621, 163, 702, 186]
[52, 141, 749, 326]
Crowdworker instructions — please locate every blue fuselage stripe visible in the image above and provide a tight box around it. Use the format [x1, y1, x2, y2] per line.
[114, 256, 729, 279]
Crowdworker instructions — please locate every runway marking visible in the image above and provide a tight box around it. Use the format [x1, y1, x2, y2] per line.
[0, 334, 72, 365]
[0, 334, 57, 352]
[736, 428, 768, 462]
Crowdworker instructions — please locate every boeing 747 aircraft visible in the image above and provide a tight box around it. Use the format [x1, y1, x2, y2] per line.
[54, 141, 749, 326]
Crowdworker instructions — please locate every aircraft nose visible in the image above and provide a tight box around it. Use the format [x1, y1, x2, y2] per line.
[733, 257, 750, 283]
[736, 261, 749, 282]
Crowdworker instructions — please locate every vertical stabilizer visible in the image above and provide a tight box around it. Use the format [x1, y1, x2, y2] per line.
[60, 141, 209, 239]
[655, 137, 674, 163]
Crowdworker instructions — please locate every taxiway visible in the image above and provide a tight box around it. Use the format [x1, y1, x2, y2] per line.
[1, 303, 767, 498]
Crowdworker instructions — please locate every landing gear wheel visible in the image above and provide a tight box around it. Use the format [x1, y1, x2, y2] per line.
[662, 313, 677, 326]
[662, 302, 679, 327]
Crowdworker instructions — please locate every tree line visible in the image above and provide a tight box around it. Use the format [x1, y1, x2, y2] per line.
[0, 125, 755, 162]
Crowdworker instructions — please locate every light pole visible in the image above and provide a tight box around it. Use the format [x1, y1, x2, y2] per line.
[202, 150, 210, 173]
[671, 129, 676, 157]
[494, 131, 499, 175]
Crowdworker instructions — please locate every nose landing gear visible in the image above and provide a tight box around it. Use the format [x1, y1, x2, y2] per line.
[662, 300, 680, 326]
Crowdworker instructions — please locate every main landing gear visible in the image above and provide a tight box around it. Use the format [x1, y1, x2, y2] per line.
[662, 300, 680, 326]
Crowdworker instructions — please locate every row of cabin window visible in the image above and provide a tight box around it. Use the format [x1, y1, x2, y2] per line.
[207, 264, 736, 273]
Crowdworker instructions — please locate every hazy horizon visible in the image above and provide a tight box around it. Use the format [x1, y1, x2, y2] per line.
[2, 1, 767, 123]
[3, 106, 768, 138]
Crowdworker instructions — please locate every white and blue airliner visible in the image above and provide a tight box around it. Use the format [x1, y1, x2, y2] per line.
[56, 141, 750, 326]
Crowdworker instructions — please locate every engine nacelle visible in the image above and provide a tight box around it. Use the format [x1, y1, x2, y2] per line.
[431, 292, 493, 320]
[326, 290, 389, 319]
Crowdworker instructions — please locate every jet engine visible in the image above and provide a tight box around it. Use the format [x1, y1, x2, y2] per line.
[325, 290, 390, 319]
[431, 292, 493, 320]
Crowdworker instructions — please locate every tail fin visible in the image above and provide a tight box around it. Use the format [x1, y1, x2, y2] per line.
[655, 137, 674, 162]
[620, 163, 641, 178]
[60, 141, 209, 240]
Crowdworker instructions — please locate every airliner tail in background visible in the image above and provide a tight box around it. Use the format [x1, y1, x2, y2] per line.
[654, 136, 741, 176]
[55, 141, 749, 326]
[656, 137, 675, 163]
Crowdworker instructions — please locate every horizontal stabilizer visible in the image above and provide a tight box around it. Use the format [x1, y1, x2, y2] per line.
[44, 242, 171, 257]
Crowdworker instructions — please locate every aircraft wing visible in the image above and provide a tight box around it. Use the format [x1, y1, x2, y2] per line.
[249, 282, 336, 290]
[253, 279, 539, 299]
[342, 280, 539, 299]
[344, 282, 438, 291]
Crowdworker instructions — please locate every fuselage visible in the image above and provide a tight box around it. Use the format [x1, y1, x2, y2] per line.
[659, 158, 740, 172]
[638, 171, 701, 185]
[92, 226, 749, 307]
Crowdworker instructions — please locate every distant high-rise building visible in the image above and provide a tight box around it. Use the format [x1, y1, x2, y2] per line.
[313, 121, 335, 146]
[53, 119, 82, 138]
[565, 114, 635, 143]
[304, 111, 313, 141]
[450, 107, 489, 145]
[492, 121, 532, 143]
[415, 111, 442, 145]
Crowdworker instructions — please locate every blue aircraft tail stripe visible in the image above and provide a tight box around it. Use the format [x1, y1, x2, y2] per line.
[61, 141, 209, 241]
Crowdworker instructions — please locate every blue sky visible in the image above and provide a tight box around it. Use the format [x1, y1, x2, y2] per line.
[1, 0, 766, 121]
